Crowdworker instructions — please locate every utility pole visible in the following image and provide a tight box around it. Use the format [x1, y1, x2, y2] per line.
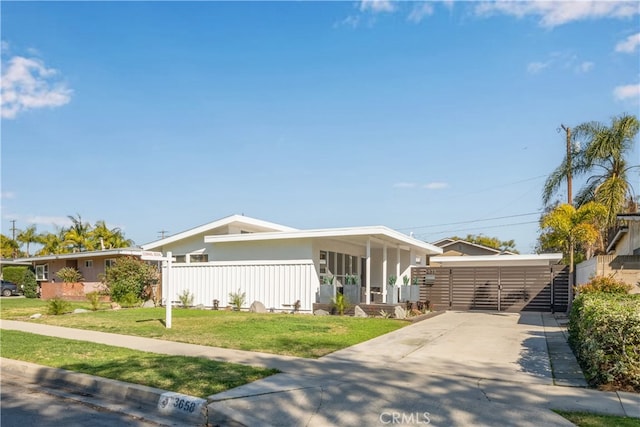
[560, 124, 572, 205]
[157, 230, 169, 239]
[10, 220, 18, 259]
[560, 124, 575, 309]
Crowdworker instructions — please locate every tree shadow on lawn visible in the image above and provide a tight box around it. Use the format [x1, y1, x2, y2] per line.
[135, 318, 166, 326]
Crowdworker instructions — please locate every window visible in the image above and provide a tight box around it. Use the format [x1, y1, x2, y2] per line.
[105, 259, 116, 269]
[174, 255, 186, 263]
[35, 264, 49, 281]
[189, 254, 208, 263]
[85, 260, 93, 268]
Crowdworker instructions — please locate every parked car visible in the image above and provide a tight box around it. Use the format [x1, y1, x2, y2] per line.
[1, 280, 22, 297]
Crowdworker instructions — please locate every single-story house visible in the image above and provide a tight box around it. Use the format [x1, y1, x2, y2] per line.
[576, 213, 640, 293]
[431, 238, 517, 257]
[142, 214, 443, 311]
[14, 248, 146, 299]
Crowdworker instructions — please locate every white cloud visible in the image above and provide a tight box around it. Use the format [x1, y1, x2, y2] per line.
[1, 55, 72, 119]
[1, 40, 9, 54]
[408, 3, 435, 23]
[1, 191, 15, 199]
[360, 0, 396, 14]
[576, 61, 594, 73]
[336, 15, 361, 29]
[615, 32, 640, 53]
[475, 1, 639, 28]
[527, 61, 550, 74]
[613, 83, 640, 101]
[424, 182, 449, 190]
[394, 182, 417, 188]
[25, 215, 73, 228]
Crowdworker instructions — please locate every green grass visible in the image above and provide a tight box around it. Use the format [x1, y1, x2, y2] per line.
[1, 330, 277, 398]
[555, 411, 640, 427]
[1, 299, 406, 358]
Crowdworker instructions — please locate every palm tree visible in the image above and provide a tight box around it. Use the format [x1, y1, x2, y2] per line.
[89, 220, 134, 250]
[543, 114, 639, 228]
[17, 225, 39, 257]
[64, 214, 91, 252]
[37, 229, 67, 255]
[540, 202, 607, 301]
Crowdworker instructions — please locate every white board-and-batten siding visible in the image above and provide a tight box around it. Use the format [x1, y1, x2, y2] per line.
[165, 260, 317, 312]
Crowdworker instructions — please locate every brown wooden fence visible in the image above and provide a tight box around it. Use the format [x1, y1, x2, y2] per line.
[412, 265, 568, 312]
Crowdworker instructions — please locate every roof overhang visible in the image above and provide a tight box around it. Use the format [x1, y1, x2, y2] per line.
[430, 253, 563, 267]
[204, 226, 443, 255]
[606, 226, 629, 254]
[616, 213, 640, 221]
[142, 214, 296, 250]
[14, 248, 144, 263]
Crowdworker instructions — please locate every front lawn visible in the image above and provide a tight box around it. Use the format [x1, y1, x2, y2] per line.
[555, 410, 640, 427]
[1, 330, 277, 398]
[1, 299, 406, 358]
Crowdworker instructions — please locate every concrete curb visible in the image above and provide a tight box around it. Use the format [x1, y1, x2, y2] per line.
[0, 358, 208, 426]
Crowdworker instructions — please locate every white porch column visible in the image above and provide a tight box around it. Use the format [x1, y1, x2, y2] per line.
[396, 246, 401, 278]
[366, 238, 371, 304]
[382, 243, 388, 303]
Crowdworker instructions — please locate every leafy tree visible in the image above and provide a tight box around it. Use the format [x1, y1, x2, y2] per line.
[64, 214, 91, 252]
[36, 229, 68, 255]
[89, 220, 134, 250]
[17, 225, 39, 257]
[1, 234, 20, 258]
[543, 114, 639, 228]
[103, 257, 159, 306]
[452, 234, 519, 254]
[539, 202, 607, 270]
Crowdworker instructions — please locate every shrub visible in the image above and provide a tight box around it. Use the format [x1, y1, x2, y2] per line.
[228, 289, 246, 311]
[22, 269, 38, 298]
[178, 289, 194, 308]
[568, 293, 640, 391]
[2, 266, 28, 286]
[103, 257, 159, 306]
[332, 293, 349, 316]
[85, 291, 102, 311]
[47, 297, 71, 315]
[56, 267, 84, 283]
[577, 276, 632, 295]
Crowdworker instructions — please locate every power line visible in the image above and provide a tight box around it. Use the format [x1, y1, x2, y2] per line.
[416, 220, 540, 238]
[397, 211, 542, 231]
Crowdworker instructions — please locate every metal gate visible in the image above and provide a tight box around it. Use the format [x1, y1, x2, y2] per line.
[412, 265, 569, 312]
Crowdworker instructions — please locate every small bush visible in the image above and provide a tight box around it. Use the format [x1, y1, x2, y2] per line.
[85, 291, 102, 311]
[56, 267, 84, 283]
[228, 289, 246, 311]
[47, 298, 71, 315]
[178, 289, 194, 308]
[332, 293, 349, 316]
[568, 293, 640, 392]
[103, 257, 159, 306]
[577, 276, 632, 295]
[22, 269, 38, 298]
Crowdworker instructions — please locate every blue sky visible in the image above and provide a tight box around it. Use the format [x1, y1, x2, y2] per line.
[1, 1, 639, 253]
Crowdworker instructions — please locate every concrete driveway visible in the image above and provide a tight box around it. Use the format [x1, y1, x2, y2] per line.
[208, 311, 613, 426]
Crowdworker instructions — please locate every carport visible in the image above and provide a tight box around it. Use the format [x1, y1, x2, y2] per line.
[413, 254, 568, 312]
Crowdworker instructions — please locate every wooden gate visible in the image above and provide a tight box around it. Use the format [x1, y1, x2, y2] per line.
[412, 265, 569, 312]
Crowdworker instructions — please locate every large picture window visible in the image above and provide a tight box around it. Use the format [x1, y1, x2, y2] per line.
[189, 254, 208, 263]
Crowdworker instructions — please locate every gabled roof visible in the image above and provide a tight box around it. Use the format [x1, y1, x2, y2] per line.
[204, 226, 443, 254]
[431, 238, 515, 255]
[142, 214, 296, 250]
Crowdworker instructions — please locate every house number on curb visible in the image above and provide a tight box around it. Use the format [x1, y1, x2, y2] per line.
[157, 392, 206, 418]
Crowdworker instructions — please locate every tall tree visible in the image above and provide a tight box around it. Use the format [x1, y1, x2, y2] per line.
[543, 114, 639, 228]
[64, 214, 91, 252]
[452, 234, 519, 253]
[89, 220, 134, 250]
[16, 225, 38, 257]
[0, 234, 20, 258]
[36, 229, 67, 256]
[539, 202, 607, 267]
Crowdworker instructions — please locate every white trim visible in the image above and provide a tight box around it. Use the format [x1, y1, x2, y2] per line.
[204, 226, 443, 255]
[16, 249, 143, 263]
[172, 259, 314, 267]
[431, 253, 563, 267]
[142, 214, 296, 250]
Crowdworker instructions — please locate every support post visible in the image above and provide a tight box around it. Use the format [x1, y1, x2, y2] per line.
[165, 251, 172, 329]
[382, 243, 387, 303]
[366, 238, 371, 304]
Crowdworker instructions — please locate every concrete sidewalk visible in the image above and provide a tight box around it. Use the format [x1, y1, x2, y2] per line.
[1, 312, 638, 426]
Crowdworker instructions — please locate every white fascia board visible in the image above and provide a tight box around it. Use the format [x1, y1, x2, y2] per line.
[15, 249, 144, 263]
[431, 253, 563, 266]
[205, 226, 443, 255]
[142, 214, 297, 250]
